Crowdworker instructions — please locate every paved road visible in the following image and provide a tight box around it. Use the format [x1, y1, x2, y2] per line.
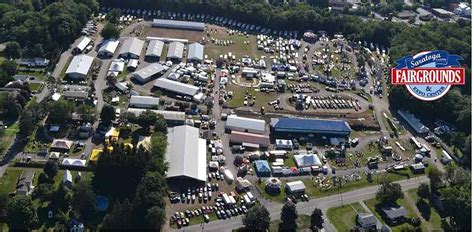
[181, 176, 428, 232]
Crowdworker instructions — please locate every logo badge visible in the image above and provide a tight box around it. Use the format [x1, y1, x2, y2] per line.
[391, 50, 465, 101]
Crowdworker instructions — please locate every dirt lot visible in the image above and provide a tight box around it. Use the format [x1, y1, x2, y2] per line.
[145, 27, 205, 42]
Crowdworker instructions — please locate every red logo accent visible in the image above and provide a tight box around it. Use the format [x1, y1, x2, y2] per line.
[391, 68, 465, 85]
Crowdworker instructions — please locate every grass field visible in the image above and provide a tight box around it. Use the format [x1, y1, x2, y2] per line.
[256, 168, 425, 203]
[29, 82, 43, 92]
[0, 169, 22, 194]
[407, 189, 443, 231]
[327, 202, 366, 231]
[225, 84, 276, 108]
[364, 196, 419, 232]
[204, 28, 259, 60]
[268, 214, 311, 232]
[17, 69, 47, 81]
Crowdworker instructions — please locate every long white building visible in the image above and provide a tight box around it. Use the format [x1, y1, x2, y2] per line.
[65, 54, 94, 79]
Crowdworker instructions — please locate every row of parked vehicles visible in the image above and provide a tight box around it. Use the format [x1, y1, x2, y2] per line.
[169, 183, 220, 204]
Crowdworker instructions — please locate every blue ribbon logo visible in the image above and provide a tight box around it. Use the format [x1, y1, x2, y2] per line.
[395, 50, 463, 69]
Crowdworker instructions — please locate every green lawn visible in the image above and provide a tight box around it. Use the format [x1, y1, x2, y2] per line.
[225, 84, 276, 108]
[204, 33, 259, 60]
[268, 214, 311, 232]
[283, 154, 297, 167]
[256, 168, 425, 203]
[407, 189, 443, 231]
[327, 202, 366, 231]
[364, 197, 418, 232]
[29, 82, 43, 92]
[60, 56, 73, 79]
[17, 69, 47, 81]
[4, 122, 19, 136]
[0, 169, 23, 194]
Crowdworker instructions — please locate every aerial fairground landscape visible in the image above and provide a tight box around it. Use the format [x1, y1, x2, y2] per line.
[0, 0, 471, 231]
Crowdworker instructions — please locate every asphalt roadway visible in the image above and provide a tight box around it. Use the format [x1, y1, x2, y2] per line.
[179, 176, 428, 232]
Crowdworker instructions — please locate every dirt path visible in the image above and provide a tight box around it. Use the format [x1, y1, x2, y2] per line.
[404, 191, 432, 231]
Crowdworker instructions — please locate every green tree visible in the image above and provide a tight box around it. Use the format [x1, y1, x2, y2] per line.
[310, 207, 324, 231]
[32, 183, 54, 202]
[242, 203, 270, 232]
[47, 99, 74, 123]
[3, 41, 22, 59]
[100, 104, 116, 124]
[43, 160, 58, 179]
[153, 114, 167, 134]
[101, 23, 120, 39]
[440, 185, 471, 230]
[77, 104, 96, 122]
[137, 110, 157, 129]
[106, 8, 121, 24]
[102, 199, 134, 229]
[19, 111, 35, 136]
[145, 206, 166, 229]
[0, 192, 8, 218]
[71, 180, 96, 223]
[6, 196, 39, 230]
[148, 133, 168, 174]
[428, 168, 443, 192]
[376, 179, 403, 205]
[1, 60, 18, 76]
[280, 200, 298, 229]
[417, 183, 430, 200]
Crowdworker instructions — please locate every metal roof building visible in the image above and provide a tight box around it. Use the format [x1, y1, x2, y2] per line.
[270, 117, 351, 137]
[397, 109, 429, 134]
[254, 160, 271, 176]
[167, 42, 184, 60]
[98, 39, 120, 57]
[153, 78, 200, 97]
[285, 180, 306, 194]
[132, 63, 166, 83]
[166, 125, 207, 182]
[225, 115, 265, 134]
[74, 36, 91, 53]
[127, 108, 185, 125]
[152, 19, 205, 31]
[65, 54, 94, 79]
[145, 40, 164, 58]
[119, 38, 145, 59]
[129, 95, 160, 109]
[187, 42, 204, 62]
[230, 131, 270, 148]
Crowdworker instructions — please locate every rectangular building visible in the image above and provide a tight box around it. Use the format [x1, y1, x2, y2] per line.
[129, 96, 160, 109]
[127, 108, 185, 126]
[285, 180, 306, 194]
[145, 40, 164, 60]
[153, 78, 200, 97]
[397, 109, 429, 134]
[187, 42, 204, 62]
[65, 54, 94, 79]
[225, 115, 265, 134]
[98, 39, 120, 57]
[119, 37, 145, 59]
[152, 19, 205, 31]
[132, 63, 167, 83]
[230, 131, 270, 148]
[74, 36, 91, 54]
[167, 42, 184, 62]
[166, 125, 207, 182]
[270, 117, 351, 139]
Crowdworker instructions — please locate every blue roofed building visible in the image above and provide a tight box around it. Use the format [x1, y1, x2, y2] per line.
[270, 117, 351, 142]
[254, 160, 271, 177]
[397, 109, 429, 134]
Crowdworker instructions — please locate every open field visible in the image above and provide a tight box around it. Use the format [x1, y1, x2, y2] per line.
[0, 169, 23, 194]
[407, 189, 443, 231]
[327, 202, 366, 231]
[204, 25, 260, 60]
[225, 84, 277, 109]
[268, 214, 311, 231]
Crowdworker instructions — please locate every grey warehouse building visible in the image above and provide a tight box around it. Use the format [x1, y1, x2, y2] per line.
[119, 38, 145, 59]
[153, 78, 200, 97]
[152, 19, 205, 31]
[132, 63, 167, 83]
[167, 42, 184, 62]
[145, 40, 164, 61]
[187, 42, 204, 62]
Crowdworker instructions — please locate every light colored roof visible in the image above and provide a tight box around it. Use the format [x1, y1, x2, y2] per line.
[62, 158, 87, 167]
[166, 125, 207, 182]
[397, 109, 429, 134]
[153, 78, 200, 96]
[146, 40, 164, 57]
[132, 63, 166, 82]
[63, 170, 73, 183]
[225, 115, 265, 133]
[129, 95, 159, 107]
[167, 42, 184, 59]
[285, 180, 306, 192]
[152, 19, 205, 30]
[127, 108, 185, 122]
[109, 59, 125, 72]
[230, 131, 270, 147]
[294, 153, 322, 168]
[76, 37, 91, 51]
[119, 37, 145, 57]
[51, 139, 73, 150]
[187, 43, 204, 61]
[66, 55, 94, 76]
[98, 40, 120, 54]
